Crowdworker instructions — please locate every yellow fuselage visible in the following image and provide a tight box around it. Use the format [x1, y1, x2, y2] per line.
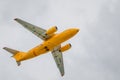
[17, 28, 79, 62]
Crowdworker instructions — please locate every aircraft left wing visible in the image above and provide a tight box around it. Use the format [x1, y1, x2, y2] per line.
[51, 46, 64, 76]
[14, 18, 48, 40]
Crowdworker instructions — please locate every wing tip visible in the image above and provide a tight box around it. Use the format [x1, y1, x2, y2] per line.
[61, 73, 64, 77]
[3, 47, 6, 49]
[14, 18, 18, 21]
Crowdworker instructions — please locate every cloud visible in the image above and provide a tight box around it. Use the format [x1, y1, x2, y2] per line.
[0, 0, 120, 80]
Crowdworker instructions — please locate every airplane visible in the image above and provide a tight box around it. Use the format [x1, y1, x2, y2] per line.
[3, 18, 79, 76]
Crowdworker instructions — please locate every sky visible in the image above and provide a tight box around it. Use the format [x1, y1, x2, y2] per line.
[0, 0, 120, 80]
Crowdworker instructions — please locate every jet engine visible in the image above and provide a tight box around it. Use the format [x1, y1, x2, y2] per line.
[46, 26, 57, 35]
[60, 43, 71, 52]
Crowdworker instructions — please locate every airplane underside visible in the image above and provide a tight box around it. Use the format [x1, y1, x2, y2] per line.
[3, 18, 79, 76]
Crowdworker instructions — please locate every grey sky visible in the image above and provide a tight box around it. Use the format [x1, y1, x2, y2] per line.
[0, 0, 120, 80]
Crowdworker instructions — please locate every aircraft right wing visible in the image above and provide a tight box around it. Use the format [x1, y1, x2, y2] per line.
[14, 18, 48, 40]
[51, 45, 65, 76]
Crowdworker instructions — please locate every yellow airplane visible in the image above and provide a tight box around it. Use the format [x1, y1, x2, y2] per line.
[3, 18, 79, 76]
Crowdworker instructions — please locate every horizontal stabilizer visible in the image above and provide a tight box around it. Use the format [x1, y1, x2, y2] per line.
[3, 47, 22, 66]
[3, 47, 19, 56]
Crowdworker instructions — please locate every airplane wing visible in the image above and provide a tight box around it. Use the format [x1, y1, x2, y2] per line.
[51, 46, 64, 76]
[14, 18, 48, 40]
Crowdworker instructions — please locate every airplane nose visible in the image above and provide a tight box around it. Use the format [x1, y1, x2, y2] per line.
[75, 28, 80, 32]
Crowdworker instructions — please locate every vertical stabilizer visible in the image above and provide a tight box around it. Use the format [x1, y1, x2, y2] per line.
[16, 61, 21, 66]
[3, 47, 26, 66]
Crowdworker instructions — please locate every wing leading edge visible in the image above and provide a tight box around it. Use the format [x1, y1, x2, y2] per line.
[14, 18, 48, 40]
[51, 46, 65, 76]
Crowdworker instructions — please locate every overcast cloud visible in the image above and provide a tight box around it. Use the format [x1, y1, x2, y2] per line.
[0, 0, 120, 80]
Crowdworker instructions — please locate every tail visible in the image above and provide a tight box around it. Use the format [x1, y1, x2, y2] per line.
[3, 47, 26, 66]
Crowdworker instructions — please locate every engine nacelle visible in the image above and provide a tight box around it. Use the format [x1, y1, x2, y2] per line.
[60, 43, 71, 52]
[46, 26, 57, 35]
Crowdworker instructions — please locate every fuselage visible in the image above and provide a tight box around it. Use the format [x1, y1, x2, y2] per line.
[19, 28, 79, 61]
